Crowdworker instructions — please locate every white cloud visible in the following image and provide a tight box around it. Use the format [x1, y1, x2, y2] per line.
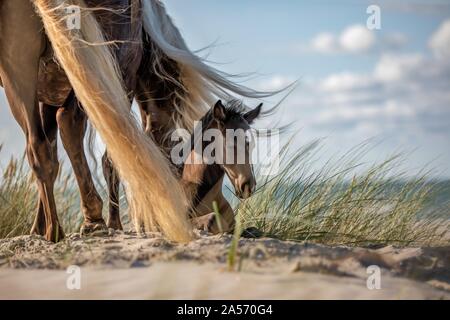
[339, 25, 376, 53]
[429, 19, 450, 59]
[310, 24, 376, 54]
[271, 20, 450, 161]
[308, 25, 408, 55]
[320, 72, 374, 92]
[374, 53, 423, 82]
[312, 49, 449, 133]
[311, 32, 337, 54]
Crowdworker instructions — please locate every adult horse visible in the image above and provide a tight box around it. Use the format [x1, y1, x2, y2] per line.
[0, 0, 187, 242]
[0, 0, 270, 241]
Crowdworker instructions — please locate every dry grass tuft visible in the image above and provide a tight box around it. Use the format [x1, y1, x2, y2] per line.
[235, 140, 450, 247]
[0, 154, 81, 238]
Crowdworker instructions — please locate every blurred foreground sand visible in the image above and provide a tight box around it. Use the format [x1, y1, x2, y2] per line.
[0, 232, 448, 299]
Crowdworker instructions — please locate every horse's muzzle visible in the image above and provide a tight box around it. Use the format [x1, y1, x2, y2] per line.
[237, 180, 255, 199]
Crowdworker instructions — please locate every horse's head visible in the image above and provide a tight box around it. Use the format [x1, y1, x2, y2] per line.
[208, 100, 262, 199]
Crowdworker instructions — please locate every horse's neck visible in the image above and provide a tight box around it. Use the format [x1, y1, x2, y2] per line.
[181, 151, 225, 209]
[178, 115, 225, 207]
[194, 164, 224, 209]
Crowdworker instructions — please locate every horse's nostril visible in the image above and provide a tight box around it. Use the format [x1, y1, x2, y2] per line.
[239, 182, 253, 199]
[235, 177, 255, 199]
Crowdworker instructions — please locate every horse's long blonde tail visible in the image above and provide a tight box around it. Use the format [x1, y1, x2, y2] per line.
[33, 0, 193, 242]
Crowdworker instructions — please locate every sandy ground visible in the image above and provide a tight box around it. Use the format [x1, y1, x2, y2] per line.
[0, 231, 449, 299]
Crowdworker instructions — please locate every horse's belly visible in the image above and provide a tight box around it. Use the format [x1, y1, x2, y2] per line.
[37, 44, 72, 106]
[35, 0, 142, 106]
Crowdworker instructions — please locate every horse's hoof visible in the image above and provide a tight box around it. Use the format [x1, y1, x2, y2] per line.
[30, 214, 47, 236]
[191, 213, 231, 235]
[191, 213, 215, 232]
[30, 225, 46, 237]
[45, 225, 65, 242]
[107, 218, 123, 231]
[80, 220, 108, 236]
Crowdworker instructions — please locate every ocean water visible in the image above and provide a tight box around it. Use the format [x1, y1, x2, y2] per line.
[223, 179, 450, 219]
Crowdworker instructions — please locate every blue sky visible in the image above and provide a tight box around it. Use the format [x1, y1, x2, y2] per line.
[1, 0, 450, 177]
[163, 0, 448, 75]
[162, 0, 450, 177]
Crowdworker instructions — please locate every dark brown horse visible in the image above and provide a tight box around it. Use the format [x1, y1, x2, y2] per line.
[1, 0, 271, 241]
[0, 0, 146, 241]
[49, 0, 143, 237]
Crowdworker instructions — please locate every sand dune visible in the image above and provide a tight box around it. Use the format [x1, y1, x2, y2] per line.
[0, 232, 448, 299]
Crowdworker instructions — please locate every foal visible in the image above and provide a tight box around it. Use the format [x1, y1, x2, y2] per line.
[181, 100, 263, 232]
[148, 100, 262, 233]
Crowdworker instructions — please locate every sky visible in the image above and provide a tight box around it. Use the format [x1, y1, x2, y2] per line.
[1, 0, 450, 177]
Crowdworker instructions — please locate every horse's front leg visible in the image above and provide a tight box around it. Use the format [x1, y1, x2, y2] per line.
[28, 104, 63, 242]
[56, 93, 106, 235]
[192, 197, 235, 234]
[30, 105, 61, 238]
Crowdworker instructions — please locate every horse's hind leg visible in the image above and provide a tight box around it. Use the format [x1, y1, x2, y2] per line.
[1, 76, 63, 242]
[102, 152, 122, 230]
[0, 0, 63, 241]
[56, 93, 106, 235]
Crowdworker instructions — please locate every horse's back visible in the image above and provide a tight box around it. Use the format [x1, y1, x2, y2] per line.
[86, 0, 143, 91]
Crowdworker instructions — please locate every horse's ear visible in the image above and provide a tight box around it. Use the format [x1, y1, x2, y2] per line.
[244, 103, 263, 124]
[213, 100, 226, 122]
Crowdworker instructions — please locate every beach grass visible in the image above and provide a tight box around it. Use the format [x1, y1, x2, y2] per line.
[0, 142, 448, 247]
[0, 148, 81, 238]
[234, 140, 449, 247]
